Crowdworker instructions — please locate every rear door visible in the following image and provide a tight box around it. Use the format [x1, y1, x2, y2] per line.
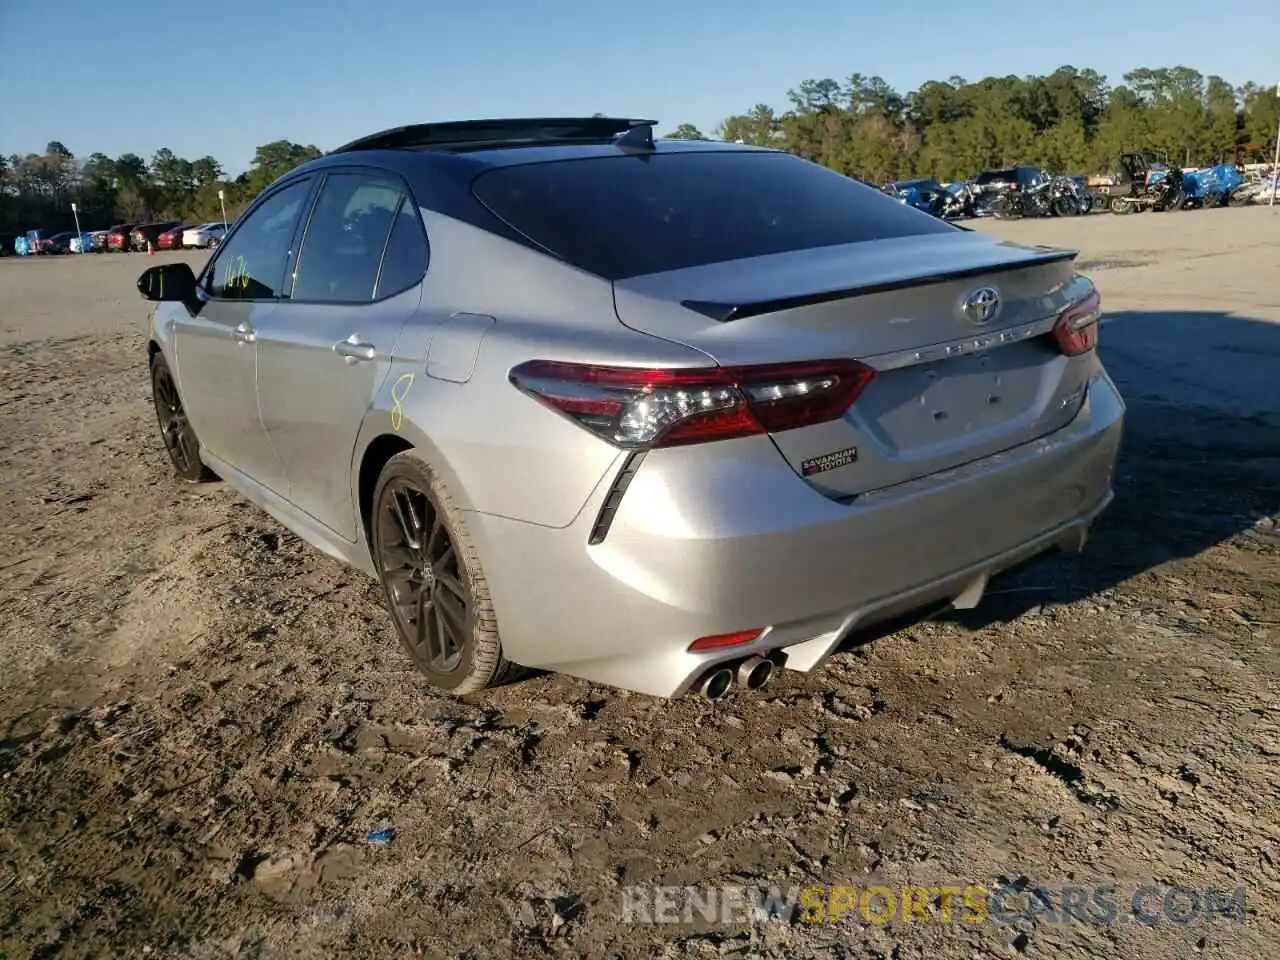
[255, 169, 428, 541]
[474, 149, 1093, 499]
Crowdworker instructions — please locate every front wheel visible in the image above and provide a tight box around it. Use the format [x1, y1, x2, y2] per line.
[1109, 197, 1132, 214]
[150, 353, 217, 483]
[1051, 197, 1078, 217]
[371, 451, 520, 695]
[208, 237, 220, 250]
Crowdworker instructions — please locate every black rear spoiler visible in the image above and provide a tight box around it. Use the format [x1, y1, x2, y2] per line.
[331, 117, 658, 154]
[681, 247, 1078, 322]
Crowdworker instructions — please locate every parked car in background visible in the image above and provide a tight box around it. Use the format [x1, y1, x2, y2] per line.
[46, 231, 78, 254]
[130, 221, 182, 252]
[885, 178, 949, 215]
[137, 116, 1124, 701]
[68, 232, 96, 253]
[106, 224, 137, 251]
[182, 222, 228, 248]
[25, 229, 54, 254]
[157, 223, 194, 250]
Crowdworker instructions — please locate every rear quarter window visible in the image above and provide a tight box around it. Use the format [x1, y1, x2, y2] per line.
[471, 151, 956, 280]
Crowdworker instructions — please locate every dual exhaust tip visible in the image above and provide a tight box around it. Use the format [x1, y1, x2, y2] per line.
[695, 655, 776, 700]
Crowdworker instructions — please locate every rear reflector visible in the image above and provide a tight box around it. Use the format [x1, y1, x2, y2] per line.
[509, 358, 875, 448]
[1052, 289, 1102, 356]
[689, 628, 764, 652]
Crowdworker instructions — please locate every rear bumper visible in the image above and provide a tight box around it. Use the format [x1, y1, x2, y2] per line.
[469, 372, 1125, 698]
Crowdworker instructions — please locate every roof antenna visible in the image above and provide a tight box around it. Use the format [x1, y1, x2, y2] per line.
[615, 122, 656, 153]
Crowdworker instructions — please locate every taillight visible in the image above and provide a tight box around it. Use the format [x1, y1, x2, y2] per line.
[509, 358, 876, 449]
[1052, 289, 1102, 356]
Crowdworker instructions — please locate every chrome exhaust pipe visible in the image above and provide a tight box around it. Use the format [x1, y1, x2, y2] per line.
[736, 655, 774, 690]
[696, 665, 735, 701]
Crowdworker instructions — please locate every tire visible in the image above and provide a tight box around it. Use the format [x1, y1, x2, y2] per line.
[208, 237, 220, 250]
[371, 450, 520, 695]
[150, 352, 217, 483]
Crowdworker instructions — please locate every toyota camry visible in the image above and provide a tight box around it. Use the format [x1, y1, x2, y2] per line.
[138, 117, 1124, 700]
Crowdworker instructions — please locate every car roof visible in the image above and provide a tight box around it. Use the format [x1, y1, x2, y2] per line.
[242, 117, 788, 268]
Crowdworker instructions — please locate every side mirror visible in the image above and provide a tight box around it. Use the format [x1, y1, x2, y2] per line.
[137, 263, 198, 302]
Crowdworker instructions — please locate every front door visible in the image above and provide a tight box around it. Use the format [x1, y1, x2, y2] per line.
[256, 170, 429, 541]
[175, 177, 315, 490]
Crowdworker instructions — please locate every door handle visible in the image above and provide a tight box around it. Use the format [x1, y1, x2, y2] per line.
[334, 336, 377, 363]
[231, 322, 256, 344]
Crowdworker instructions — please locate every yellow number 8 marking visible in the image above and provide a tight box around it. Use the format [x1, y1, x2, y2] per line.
[390, 372, 415, 432]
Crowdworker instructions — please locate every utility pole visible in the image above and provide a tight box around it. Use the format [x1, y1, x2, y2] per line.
[1271, 83, 1280, 208]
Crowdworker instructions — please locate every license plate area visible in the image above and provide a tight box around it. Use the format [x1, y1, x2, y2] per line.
[855, 341, 1055, 453]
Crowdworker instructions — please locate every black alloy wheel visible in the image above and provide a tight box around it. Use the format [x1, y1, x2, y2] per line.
[150, 354, 215, 482]
[370, 451, 518, 694]
[377, 477, 473, 676]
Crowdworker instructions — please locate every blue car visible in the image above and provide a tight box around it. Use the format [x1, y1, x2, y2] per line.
[886, 178, 948, 215]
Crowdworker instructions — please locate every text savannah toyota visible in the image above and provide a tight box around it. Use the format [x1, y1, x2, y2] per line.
[138, 117, 1124, 700]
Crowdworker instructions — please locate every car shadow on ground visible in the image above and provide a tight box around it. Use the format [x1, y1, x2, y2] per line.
[839, 310, 1280, 643]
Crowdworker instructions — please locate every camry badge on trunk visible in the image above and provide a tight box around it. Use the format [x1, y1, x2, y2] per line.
[961, 286, 1002, 325]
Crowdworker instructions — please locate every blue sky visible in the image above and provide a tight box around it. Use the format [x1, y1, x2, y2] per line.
[2, 0, 1275, 175]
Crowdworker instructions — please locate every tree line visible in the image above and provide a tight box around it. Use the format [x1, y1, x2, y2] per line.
[665, 65, 1280, 184]
[0, 140, 322, 235]
[4, 63, 1276, 235]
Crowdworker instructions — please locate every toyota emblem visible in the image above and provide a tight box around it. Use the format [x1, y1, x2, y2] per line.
[962, 286, 1001, 325]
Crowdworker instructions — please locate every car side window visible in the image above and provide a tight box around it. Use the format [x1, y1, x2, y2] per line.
[373, 196, 428, 299]
[206, 179, 311, 300]
[291, 173, 402, 303]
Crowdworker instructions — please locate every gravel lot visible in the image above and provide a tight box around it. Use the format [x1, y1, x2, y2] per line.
[1, 208, 1277, 959]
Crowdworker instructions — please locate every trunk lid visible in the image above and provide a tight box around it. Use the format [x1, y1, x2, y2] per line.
[612, 231, 1093, 498]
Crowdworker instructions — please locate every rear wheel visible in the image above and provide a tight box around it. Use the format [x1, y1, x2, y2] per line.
[1109, 197, 1131, 214]
[371, 451, 518, 695]
[208, 237, 220, 250]
[150, 353, 216, 483]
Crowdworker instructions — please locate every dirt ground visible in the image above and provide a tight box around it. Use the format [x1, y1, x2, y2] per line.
[1, 207, 1277, 960]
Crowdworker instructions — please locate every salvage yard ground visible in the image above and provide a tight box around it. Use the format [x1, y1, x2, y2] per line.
[1, 208, 1277, 959]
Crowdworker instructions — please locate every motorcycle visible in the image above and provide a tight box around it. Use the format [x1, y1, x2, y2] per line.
[1067, 176, 1094, 215]
[1228, 170, 1279, 206]
[991, 173, 1080, 219]
[938, 182, 977, 219]
[1100, 154, 1187, 213]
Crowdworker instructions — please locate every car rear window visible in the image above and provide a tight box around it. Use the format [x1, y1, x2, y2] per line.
[471, 151, 955, 280]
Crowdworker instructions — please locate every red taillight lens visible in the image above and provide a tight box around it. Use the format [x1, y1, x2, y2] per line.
[689, 628, 764, 652]
[1052, 289, 1102, 356]
[509, 358, 876, 449]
